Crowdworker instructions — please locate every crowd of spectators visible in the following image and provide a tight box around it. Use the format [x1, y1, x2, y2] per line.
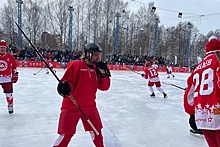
[10, 46, 83, 63]
[105, 54, 168, 66]
[9, 46, 169, 66]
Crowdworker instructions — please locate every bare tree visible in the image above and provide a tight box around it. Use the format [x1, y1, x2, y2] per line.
[51, 0, 71, 49]
[0, 0, 217, 65]
[45, 0, 58, 35]
[23, 0, 43, 45]
[0, 0, 17, 44]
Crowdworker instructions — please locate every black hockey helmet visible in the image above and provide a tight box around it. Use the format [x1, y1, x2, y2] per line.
[84, 43, 102, 53]
[84, 43, 102, 59]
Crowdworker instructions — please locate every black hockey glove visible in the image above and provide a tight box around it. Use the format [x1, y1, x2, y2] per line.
[57, 81, 71, 97]
[189, 114, 198, 130]
[96, 62, 111, 78]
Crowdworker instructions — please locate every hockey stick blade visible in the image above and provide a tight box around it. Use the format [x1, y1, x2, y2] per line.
[33, 67, 44, 75]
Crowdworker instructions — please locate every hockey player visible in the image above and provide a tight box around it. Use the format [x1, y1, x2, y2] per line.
[166, 63, 175, 78]
[151, 62, 158, 70]
[0, 40, 18, 114]
[187, 63, 204, 137]
[184, 36, 220, 146]
[53, 43, 111, 147]
[46, 62, 56, 74]
[142, 61, 167, 98]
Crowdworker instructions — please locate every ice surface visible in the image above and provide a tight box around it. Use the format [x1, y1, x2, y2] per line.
[0, 68, 208, 147]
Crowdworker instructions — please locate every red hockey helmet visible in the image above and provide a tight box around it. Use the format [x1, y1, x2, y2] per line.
[0, 40, 8, 48]
[206, 36, 220, 54]
[145, 61, 151, 67]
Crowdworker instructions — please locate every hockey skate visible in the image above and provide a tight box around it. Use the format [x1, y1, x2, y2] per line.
[163, 92, 168, 99]
[150, 92, 155, 98]
[189, 129, 204, 138]
[167, 76, 170, 78]
[8, 104, 13, 114]
[172, 75, 175, 78]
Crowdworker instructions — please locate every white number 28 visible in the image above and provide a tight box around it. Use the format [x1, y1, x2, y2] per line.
[193, 68, 214, 97]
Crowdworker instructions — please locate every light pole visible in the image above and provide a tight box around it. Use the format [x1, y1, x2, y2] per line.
[68, 6, 74, 51]
[114, 12, 121, 54]
[139, 28, 144, 56]
[16, 0, 23, 49]
[153, 18, 159, 58]
[114, 9, 126, 54]
[151, 6, 159, 58]
[185, 22, 192, 66]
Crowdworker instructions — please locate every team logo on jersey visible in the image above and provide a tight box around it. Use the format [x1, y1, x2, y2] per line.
[80, 68, 95, 72]
[213, 108, 220, 115]
[0, 60, 7, 71]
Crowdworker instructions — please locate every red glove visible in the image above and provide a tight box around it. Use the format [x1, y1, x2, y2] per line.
[12, 72, 19, 83]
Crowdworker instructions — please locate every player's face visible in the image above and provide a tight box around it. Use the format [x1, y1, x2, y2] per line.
[0, 46, 7, 55]
[90, 51, 101, 63]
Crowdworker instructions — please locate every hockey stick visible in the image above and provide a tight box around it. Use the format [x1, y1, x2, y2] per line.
[15, 22, 99, 135]
[33, 67, 44, 75]
[162, 81, 186, 90]
[122, 65, 143, 75]
[130, 69, 142, 75]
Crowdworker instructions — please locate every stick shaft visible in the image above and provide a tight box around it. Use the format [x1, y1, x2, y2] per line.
[162, 81, 186, 90]
[34, 67, 44, 75]
[170, 84, 186, 90]
[215, 51, 220, 63]
[123, 66, 142, 75]
[15, 22, 60, 82]
[68, 95, 99, 135]
[15, 22, 99, 135]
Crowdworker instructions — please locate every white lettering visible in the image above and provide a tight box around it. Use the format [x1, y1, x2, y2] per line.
[194, 59, 212, 72]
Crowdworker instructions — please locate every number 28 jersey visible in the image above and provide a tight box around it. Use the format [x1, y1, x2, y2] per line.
[184, 53, 220, 130]
[143, 66, 160, 82]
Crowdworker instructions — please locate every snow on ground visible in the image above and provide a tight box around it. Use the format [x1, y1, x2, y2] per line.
[0, 68, 208, 147]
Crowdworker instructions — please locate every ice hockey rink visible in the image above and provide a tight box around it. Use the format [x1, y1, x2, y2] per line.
[0, 67, 208, 147]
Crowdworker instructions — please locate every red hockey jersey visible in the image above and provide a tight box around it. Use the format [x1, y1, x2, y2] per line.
[143, 66, 160, 82]
[60, 60, 110, 111]
[184, 53, 220, 130]
[0, 53, 17, 83]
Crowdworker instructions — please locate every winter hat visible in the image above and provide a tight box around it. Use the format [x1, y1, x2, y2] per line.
[206, 36, 220, 54]
[0, 40, 8, 48]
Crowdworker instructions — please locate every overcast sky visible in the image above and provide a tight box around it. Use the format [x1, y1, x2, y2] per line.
[0, 0, 220, 35]
[125, 0, 220, 35]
